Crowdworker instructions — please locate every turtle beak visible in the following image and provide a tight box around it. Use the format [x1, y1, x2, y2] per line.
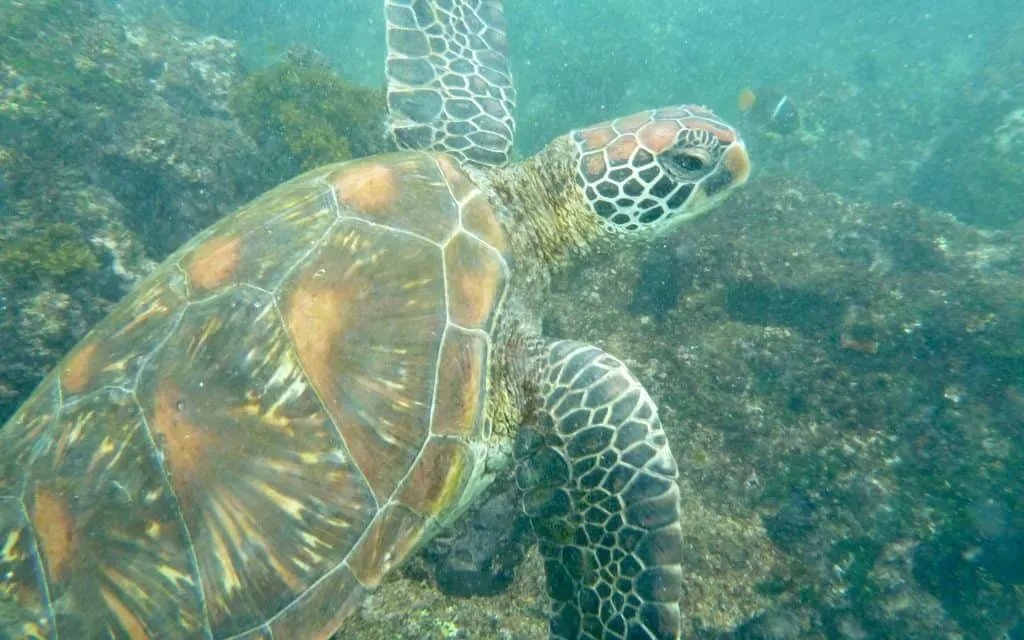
[668, 141, 750, 224]
[722, 141, 751, 187]
[700, 140, 751, 201]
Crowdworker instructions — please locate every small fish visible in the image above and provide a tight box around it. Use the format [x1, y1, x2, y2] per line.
[737, 87, 801, 136]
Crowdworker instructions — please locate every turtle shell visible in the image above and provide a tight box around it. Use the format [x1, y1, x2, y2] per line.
[0, 151, 510, 638]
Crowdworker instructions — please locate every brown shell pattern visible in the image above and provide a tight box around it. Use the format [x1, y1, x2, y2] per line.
[0, 150, 509, 639]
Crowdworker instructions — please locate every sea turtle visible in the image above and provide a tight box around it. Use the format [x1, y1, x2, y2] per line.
[0, 1, 749, 638]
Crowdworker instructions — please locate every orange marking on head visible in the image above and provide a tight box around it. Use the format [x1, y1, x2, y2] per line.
[100, 587, 149, 639]
[285, 282, 353, 395]
[151, 384, 208, 490]
[682, 118, 737, 144]
[30, 488, 75, 583]
[606, 136, 638, 164]
[724, 145, 751, 184]
[332, 162, 399, 213]
[614, 111, 654, 133]
[187, 235, 242, 291]
[738, 89, 757, 112]
[578, 126, 616, 150]
[61, 342, 98, 395]
[637, 121, 682, 154]
[584, 153, 607, 179]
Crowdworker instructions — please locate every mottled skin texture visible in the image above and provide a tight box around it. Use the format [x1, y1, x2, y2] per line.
[512, 342, 686, 639]
[0, 1, 751, 638]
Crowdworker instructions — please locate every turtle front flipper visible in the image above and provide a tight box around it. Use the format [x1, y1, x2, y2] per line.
[516, 340, 683, 640]
[384, 0, 516, 168]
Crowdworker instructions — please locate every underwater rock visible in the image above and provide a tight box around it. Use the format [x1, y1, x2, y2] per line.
[417, 479, 535, 598]
[543, 175, 1024, 636]
[0, 5, 1021, 637]
[727, 607, 806, 640]
[761, 490, 817, 554]
[0, 179, 154, 421]
[909, 20, 1024, 228]
[0, 1, 261, 416]
[98, 91, 262, 257]
[228, 48, 388, 184]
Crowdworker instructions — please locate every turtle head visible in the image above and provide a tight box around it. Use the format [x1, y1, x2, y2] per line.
[570, 105, 749, 233]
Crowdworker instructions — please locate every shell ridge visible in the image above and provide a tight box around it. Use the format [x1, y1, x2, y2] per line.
[121, 291, 215, 637]
[459, 227, 505, 260]
[384, 326, 450, 517]
[265, 216, 382, 519]
[132, 390, 216, 639]
[10, 379, 58, 637]
[382, 200, 454, 513]
[238, 282, 275, 298]
[174, 263, 194, 302]
[264, 288, 382, 520]
[429, 154, 468, 247]
[24, 381, 63, 469]
[231, 521, 374, 635]
[448, 324, 489, 338]
[335, 213, 447, 249]
[429, 153, 464, 225]
[11, 492, 58, 640]
[54, 384, 134, 413]
[223, 624, 274, 640]
[264, 185, 342, 297]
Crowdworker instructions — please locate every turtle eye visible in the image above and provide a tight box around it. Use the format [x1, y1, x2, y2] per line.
[667, 150, 709, 175]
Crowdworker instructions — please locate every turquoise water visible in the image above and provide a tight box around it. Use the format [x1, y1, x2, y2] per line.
[169, 0, 1024, 223]
[0, 0, 1022, 637]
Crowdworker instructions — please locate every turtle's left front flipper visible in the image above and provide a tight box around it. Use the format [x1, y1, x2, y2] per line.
[384, 0, 516, 168]
[516, 340, 683, 640]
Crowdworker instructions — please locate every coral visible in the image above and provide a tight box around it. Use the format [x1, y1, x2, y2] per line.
[0, 0, 150, 116]
[909, 24, 1024, 227]
[0, 0, 69, 74]
[0, 222, 100, 278]
[228, 49, 386, 178]
[0, 0, 256, 416]
[541, 176, 1024, 637]
[993, 107, 1024, 153]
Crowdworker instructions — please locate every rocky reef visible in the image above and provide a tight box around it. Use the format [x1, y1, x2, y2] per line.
[547, 179, 1024, 638]
[0, 0, 387, 421]
[910, 22, 1024, 229]
[228, 48, 386, 182]
[0, 0, 250, 416]
[1, 2, 1022, 638]
[337, 176, 1024, 639]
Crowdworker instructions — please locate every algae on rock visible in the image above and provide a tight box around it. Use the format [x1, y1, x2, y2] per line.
[229, 49, 387, 181]
[0, 222, 100, 279]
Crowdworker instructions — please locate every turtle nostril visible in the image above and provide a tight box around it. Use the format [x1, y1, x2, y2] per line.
[703, 169, 736, 195]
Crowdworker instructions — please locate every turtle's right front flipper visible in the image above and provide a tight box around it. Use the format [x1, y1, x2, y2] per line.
[516, 340, 683, 640]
